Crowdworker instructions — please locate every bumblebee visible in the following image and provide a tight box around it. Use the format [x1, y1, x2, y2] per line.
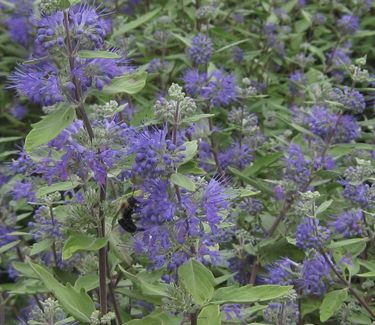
[117, 197, 139, 233]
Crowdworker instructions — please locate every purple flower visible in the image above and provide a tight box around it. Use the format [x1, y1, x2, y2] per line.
[12, 181, 35, 202]
[265, 258, 299, 285]
[0, 226, 15, 247]
[330, 209, 364, 238]
[6, 16, 33, 47]
[138, 179, 176, 224]
[285, 144, 311, 186]
[202, 70, 237, 107]
[300, 253, 332, 296]
[222, 304, 243, 321]
[74, 57, 129, 91]
[129, 127, 185, 178]
[4, 0, 33, 47]
[188, 34, 213, 65]
[330, 87, 366, 114]
[219, 142, 253, 170]
[296, 217, 330, 250]
[182, 69, 207, 97]
[202, 178, 230, 233]
[264, 301, 299, 324]
[9, 103, 28, 120]
[337, 14, 360, 35]
[228, 254, 253, 285]
[232, 46, 244, 63]
[313, 13, 326, 25]
[28, 207, 64, 242]
[240, 198, 264, 215]
[9, 63, 64, 106]
[288, 70, 307, 97]
[341, 182, 375, 208]
[36, 4, 109, 51]
[273, 184, 285, 201]
[306, 106, 360, 143]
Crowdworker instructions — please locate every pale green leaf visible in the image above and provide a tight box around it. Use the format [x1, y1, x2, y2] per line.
[102, 71, 147, 95]
[36, 180, 80, 198]
[62, 234, 108, 260]
[210, 285, 293, 304]
[178, 259, 215, 305]
[170, 173, 196, 191]
[78, 50, 121, 59]
[28, 261, 95, 322]
[25, 105, 76, 153]
[198, 305, 221, 325]
[320, 289, 347, 322]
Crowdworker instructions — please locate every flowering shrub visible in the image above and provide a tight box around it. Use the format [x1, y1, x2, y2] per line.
[0, 0, 374, 324]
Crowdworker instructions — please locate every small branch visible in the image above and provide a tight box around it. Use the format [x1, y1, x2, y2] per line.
[49, 206, 59, 269]
[63, 10, 94, 141]
[320, 251, 375, 319]
[98, 182, 108, 316]
[208, 116, 224, 176]
[190, 312, 198, 325]
[106, 254, 122, 325]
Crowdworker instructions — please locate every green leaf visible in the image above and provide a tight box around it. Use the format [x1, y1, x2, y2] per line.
[170, 173, 196, 191]
[356, 272, 375, 278]
[172, 32, 192, 46]
[198, 305, 221, 325]
[0, 136, 22, 143]
[177, 161, 206, 175]
[58, 0, 70, 10]
[118, 265, 171, 299]
[215, 39, 249, 53]
[210, 285, 293, 304]
[36, 180, 80, 198]
[320, 289, 347, 322]
[29, 261, 95, 322]
[182, 114, 215, 124]
[328, 238, 368, 249]
[180, 141, 198, 164]
[102, 71, 147, 95]
[228, 167, 273, 196]
[77, 50, 121, 59]
[178, 259, 215, 305]
[74, 274, 99, 292]
[315, 199, 333, 215]
[0, 240, 20, 254]
[25, 105, 76, 153]
[30, 239, 53, 256]
[125, 310, 180, 325]
[11, 262, 39, 279]
[112, 7, 161, 37]
[62, 234, 108, 260]
[243, 152, 282, 176]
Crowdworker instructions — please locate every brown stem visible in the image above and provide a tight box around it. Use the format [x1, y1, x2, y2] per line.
[249, 259, 258, 285]
[106, 255, 122, 325]
[63, 10, 94, 141]
[208, 116, 224, 176]
[320, 251, 375, 319]
[49, 206, 59, 268]
[98, 183, 108, 316]
[190, 312, 198, 325]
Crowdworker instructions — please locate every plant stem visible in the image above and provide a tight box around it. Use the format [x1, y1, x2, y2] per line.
[49, 206, 59, 268]
[106, 255, 122, 325]
[320, 251, 375, 319]
[208, 115, 224, 176]
[98, 182, 108, 316]
[190, 312, 198, 325]
[63, 10, 94, 141]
